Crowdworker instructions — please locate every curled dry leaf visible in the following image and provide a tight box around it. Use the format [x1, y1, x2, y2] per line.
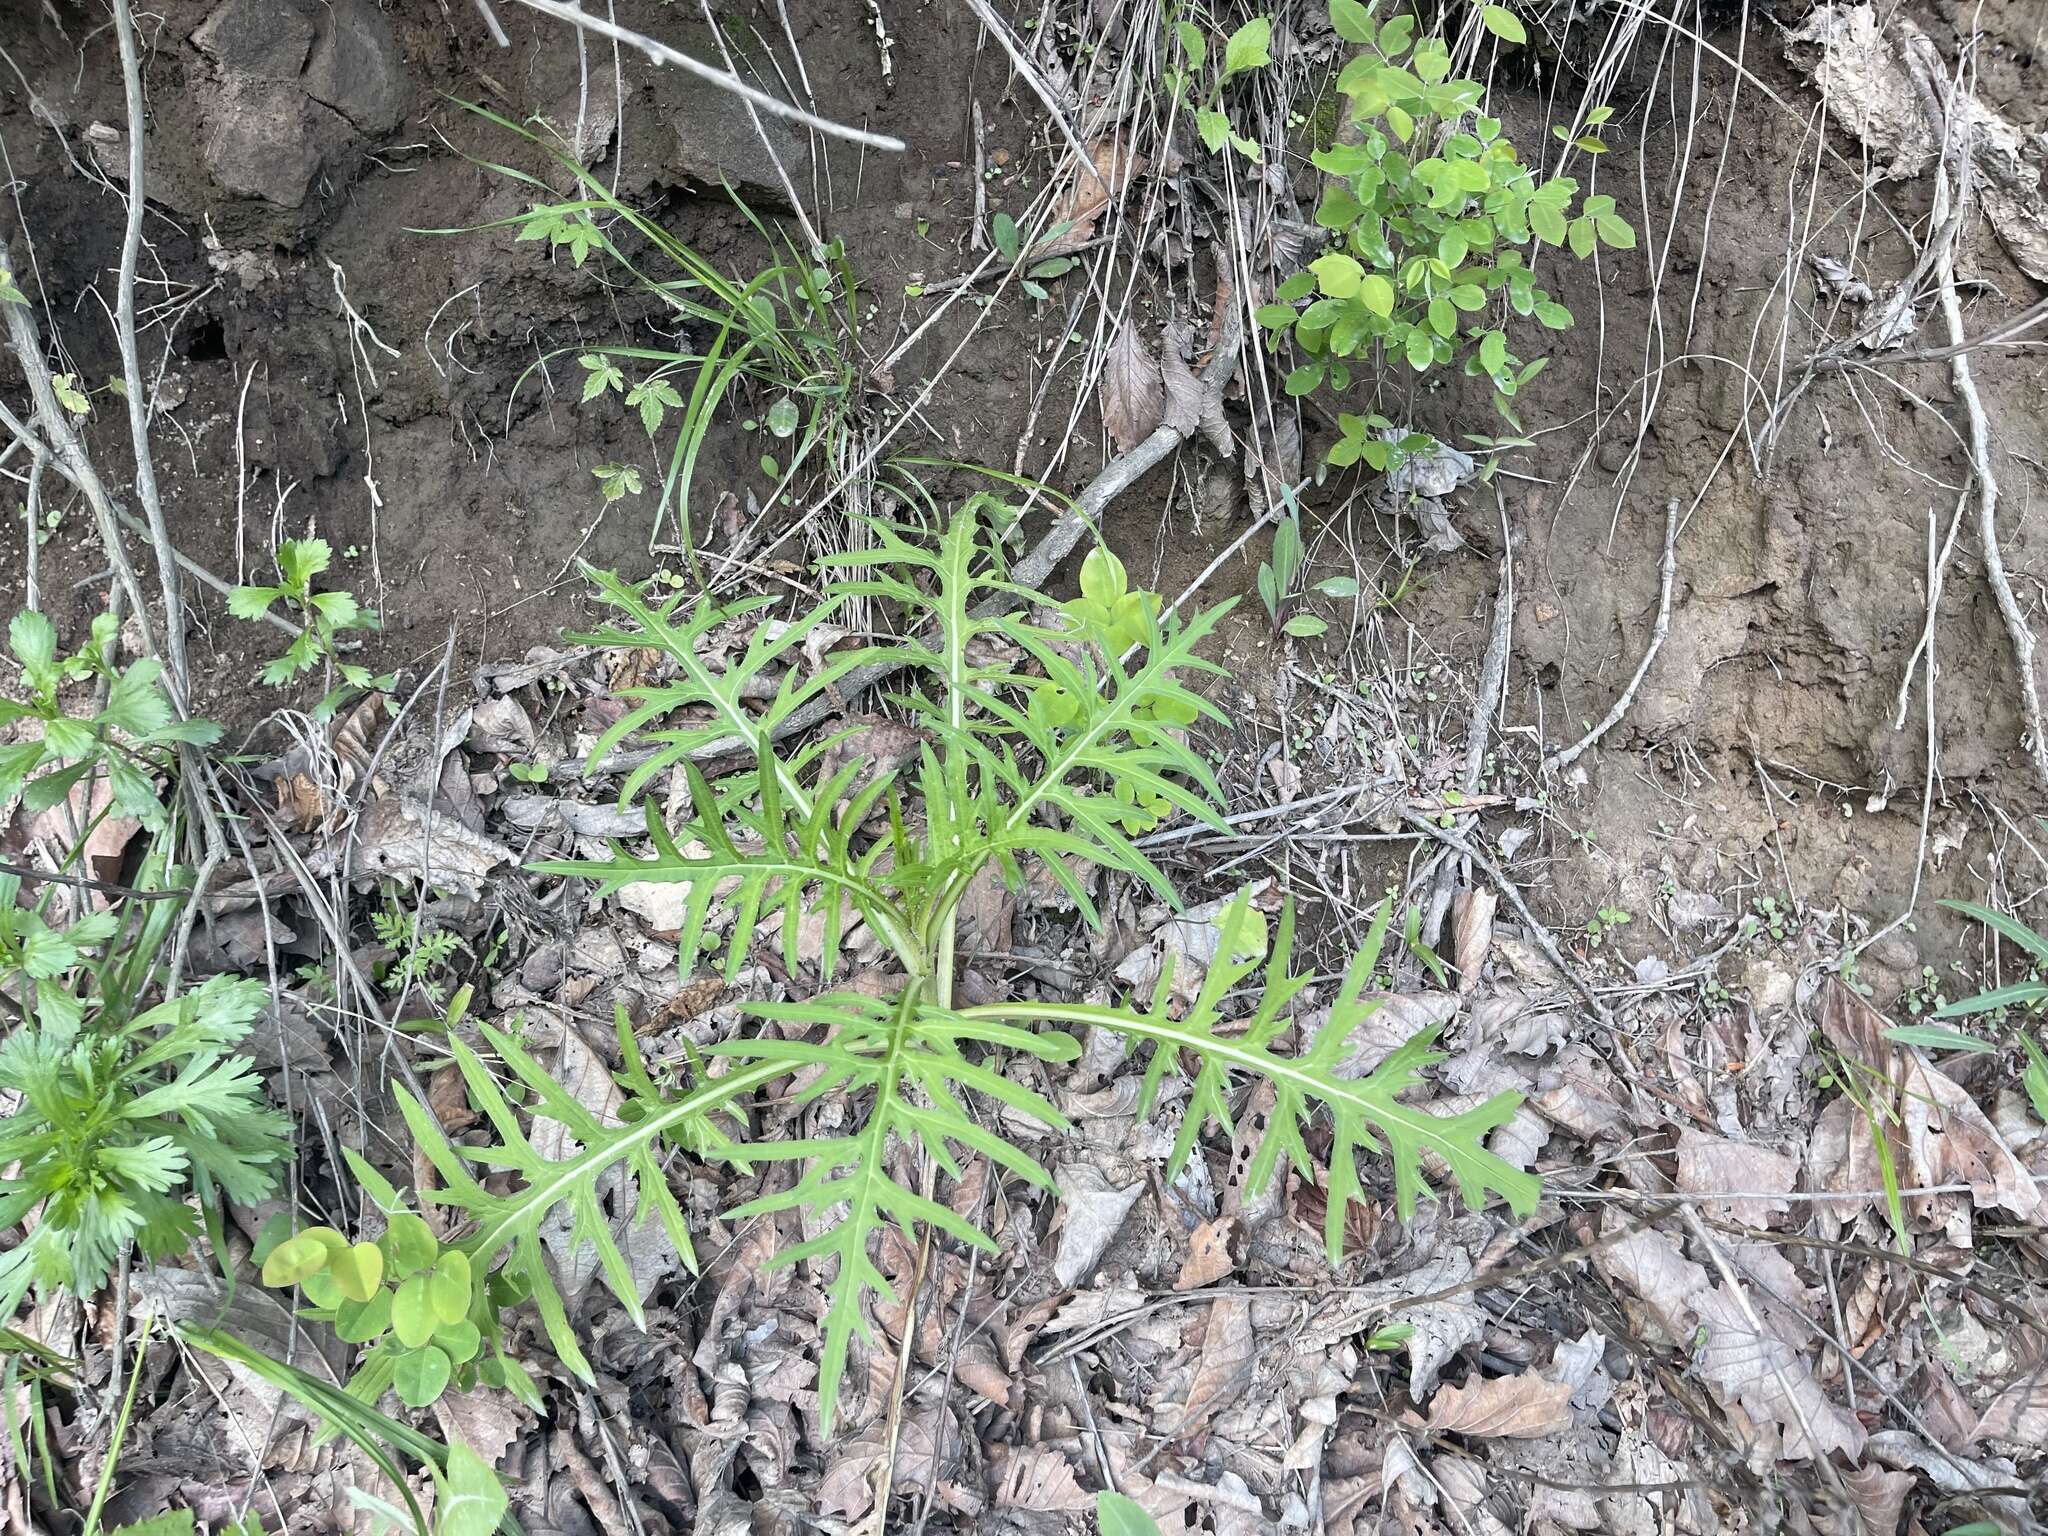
[1451, 886, 1496, 994]
[1175, 1215, 1241, 1290]
[1040, 136, 1145, 256]
[1970, 1372, 2048, 1447]
[1424, 1372, 1573, 1439]
[1162, 322, 1232, 456]
[1839, 1463, 1915, 1536]
[1050, 1162, 1144, 1286]
[1101, 323, 1165, 454]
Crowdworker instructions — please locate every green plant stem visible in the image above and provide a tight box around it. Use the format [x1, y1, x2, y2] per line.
[79, 1313, 152, 1536]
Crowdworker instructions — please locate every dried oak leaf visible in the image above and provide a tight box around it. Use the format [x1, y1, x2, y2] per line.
[1425, 1373, 1573, 1439]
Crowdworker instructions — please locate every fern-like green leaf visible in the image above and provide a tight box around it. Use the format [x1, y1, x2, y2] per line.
[964, 893, 1540, 1256]
[532, 762, 919, 980]
[569, 564, 871, 806]
[711, 986, 1077, 1433]
[396, 1013, 780, 1380]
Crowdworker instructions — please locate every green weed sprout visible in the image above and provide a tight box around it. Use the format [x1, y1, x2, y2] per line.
[308, 500, 1541, 1437]
[228, 537, 380, 688]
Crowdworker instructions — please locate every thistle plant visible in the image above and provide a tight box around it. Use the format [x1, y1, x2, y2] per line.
[274, 500, 1535, 1436]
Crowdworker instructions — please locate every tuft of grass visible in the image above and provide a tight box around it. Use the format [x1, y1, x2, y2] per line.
[428, 102, 865, 573]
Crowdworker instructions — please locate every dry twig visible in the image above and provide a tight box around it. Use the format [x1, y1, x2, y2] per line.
[1543, 498, 1679, 775]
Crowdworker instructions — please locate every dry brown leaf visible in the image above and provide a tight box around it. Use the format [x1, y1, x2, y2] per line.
[1161, 322, 1232, 456]
[1101, 323, 1165, 453]
[431, 1387, 526, 1470]
[1170, 1296, 1256, 1435]
[31, 775, 140, 892]
[1676, 1129, 1798, 1227]
[1599, 1216, 1864, 1461]
[1819, 978, 1896, 1069]
[1690, 1284, 1867, 1460]
[1900, 1053, 2043, 1221]
[1175, 1215, 1241, 1290]
[1452, 887, 1496, 994]
[532, 1026, 680, 1305]
[1970, 1371, 2048, 1446]
[1425, 1373, 1573, 1439]
[1041, 137, 1145, 255]
[272, 771, 327, 832]
[991, 1447, 1092, 1510]
[426, 1063, 478, 1132]
[1840, 1463, 1915, 1536]
[1051, 1162, 1144, 1286]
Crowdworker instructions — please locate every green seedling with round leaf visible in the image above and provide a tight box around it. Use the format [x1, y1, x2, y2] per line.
[1261, 1, 1635, 458]
[258, 1111, 540, 1416]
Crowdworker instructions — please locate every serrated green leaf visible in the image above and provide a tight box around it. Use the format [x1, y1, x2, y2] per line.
[1222, 16, 1271, 77]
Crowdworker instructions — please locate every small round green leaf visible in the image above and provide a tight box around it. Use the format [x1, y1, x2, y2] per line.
[434, 1318, 483, 1364]
[335, 1290, 394, 1344]
[428, 1250, 473, 1325]
[1282, 614, 1328, 638]
[329, 1241, 385, 1304]
[394, 1344, 452, 1408]
[387, 1213, 437, 1275]
[393, 1274, 438, 1349]
[261, 1231, 335, 1289]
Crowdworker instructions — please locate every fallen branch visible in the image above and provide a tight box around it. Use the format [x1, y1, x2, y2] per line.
[1905, 38, 2048, 789]
[110, 0, 190, 697]
[1543, 497, 1679, 775]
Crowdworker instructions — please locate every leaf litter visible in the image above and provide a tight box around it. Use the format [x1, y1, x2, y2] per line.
[101, 604, 2041, 1536]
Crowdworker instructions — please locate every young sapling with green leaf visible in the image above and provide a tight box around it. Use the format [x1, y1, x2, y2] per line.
[1262, 1, 1636, 467]
[229, 537, 380, 689]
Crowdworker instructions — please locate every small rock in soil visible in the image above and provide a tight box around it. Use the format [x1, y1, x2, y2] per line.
[204, 79, 321, 207]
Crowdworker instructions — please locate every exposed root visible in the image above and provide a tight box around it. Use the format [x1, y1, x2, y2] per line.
[1904, 37, 2048, 790]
